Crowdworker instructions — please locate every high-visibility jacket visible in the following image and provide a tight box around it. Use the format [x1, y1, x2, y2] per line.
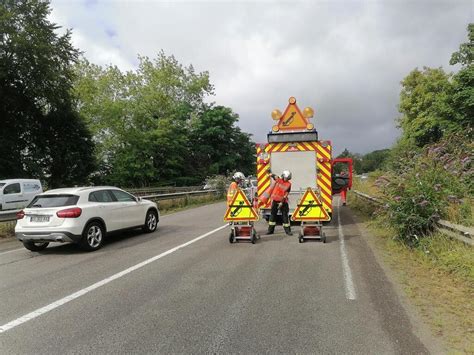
[227, 181, 238, 205]
[258, 180, 276, 206]
[270, 178, 291, 202]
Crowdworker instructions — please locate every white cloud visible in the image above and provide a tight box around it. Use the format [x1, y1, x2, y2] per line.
[50, 0, 473, 154]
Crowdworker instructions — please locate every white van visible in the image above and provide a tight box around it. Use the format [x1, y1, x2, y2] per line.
[0, 179, 43, 211]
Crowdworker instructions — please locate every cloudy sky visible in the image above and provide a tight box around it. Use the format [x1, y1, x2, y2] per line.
[50, 0, 472, 155]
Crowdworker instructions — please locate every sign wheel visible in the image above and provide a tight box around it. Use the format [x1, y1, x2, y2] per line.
[252, 229, 259, 244]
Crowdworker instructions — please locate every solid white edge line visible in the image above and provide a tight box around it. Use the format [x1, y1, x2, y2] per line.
[337, 198, 357, 300]
[0, 248, 24, 256]
[0, 224, 228, 334]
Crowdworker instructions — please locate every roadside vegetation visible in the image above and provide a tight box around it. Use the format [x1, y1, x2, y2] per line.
[0, 221, 15, 239]
[349, 193, 473, 353]
[158, 192, 225, 215]
[346, 24, 473, 353]
[344, 24, 473, 241]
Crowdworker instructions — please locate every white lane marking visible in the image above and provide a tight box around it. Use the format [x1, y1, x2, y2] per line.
[0, 224, 227, 334]
[337, 199, 357, 300]
[0, 247, 24, 256]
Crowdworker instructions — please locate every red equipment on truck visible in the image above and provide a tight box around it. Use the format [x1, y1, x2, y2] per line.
[256, 97, 352, 241]
[331, 158, 353, 206]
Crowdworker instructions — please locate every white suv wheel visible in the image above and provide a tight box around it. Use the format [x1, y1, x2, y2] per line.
[80, 222, 104, 251]
[87, 225, 102, 248]
[143, 210, 158, 233]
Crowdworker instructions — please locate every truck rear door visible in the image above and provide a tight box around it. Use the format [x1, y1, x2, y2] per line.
[270, 150, 317, 210]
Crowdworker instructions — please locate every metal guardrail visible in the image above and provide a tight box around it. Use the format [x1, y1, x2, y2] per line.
[141, 190, 219, 201]
[0, 190, 220, 223]
[129, 186, 203, 196]
[0, 210, 21, 223]
[351, 190, 384, 206]
[352, 190, 473, 246]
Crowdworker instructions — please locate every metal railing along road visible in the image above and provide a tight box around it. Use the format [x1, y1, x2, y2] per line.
[0, 210, 21, 223]
[0, 189, 220, 223]
[352, 190, 473, 246]
[128, 186, 204, 196]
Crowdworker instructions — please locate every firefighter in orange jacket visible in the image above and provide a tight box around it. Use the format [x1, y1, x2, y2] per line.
[227, 172, 245, 205]
[267, 170, 292, 236]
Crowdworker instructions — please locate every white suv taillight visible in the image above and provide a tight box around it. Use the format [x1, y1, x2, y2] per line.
[56, 207, 82, 218]
[17, 210, 25, 219]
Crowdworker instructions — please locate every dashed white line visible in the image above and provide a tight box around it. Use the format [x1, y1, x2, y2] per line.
[0, 224, 227, 334]
[337, 199, 357, 300]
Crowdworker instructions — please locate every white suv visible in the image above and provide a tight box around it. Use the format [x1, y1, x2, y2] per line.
[15, 187, 159, 252]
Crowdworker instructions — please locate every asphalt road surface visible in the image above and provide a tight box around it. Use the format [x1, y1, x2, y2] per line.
[0, 198, 434, 354]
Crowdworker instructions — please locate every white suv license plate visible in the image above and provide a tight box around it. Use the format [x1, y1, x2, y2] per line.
[31, 216, 50, 223]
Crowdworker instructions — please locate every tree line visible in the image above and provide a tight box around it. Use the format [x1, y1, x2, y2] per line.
[0, 0, 255, 188]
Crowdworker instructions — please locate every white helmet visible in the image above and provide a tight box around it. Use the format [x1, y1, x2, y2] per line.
[282, 170, 292, 180]
[233, 172, 245, 182]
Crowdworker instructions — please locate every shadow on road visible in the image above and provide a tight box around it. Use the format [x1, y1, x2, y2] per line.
[32, 228, 159, 255]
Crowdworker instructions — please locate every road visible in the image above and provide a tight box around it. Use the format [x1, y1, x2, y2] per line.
[0, 198, 433, 354]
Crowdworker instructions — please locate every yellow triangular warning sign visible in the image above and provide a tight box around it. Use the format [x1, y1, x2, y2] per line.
[224, 188, 259, 222]
[274, 97, 310, 132]
[291, 188, 330, 221]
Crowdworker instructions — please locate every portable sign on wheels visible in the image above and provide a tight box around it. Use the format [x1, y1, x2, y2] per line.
[291, 187, 330, 243]
[224, 188, 260, 244]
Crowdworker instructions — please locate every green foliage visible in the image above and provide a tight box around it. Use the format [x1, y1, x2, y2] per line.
[451, 65, 474, 128]
[336, 149, 362, 173]
[0, 0, 95, 186]
[449, 23, 473, 67]
[397, 25, 473, 149]
[73, 54, 255, 187]
[450, 24, 474, 130]
[189, 106, 255, 179]
[398, 67, 457, 147]
[35, 108, 96, 188]
[203, 175, 230, 196]
[385, 139, 420, 173]
[336, 148, 389, 174]
[378, 131, 473, 245]
[360, 149, 390, 172]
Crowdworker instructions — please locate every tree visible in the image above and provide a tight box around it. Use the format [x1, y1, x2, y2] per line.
[188, 106, 255, 181]
[450, 23, 474, 67]
[360, 149, 390, 172]
[0, 0, 95, 186]
[73, 53, 217, 186]
[450, 24, 474, 130]
[335, 149, 362, 173]
[398, 67, 457, 147]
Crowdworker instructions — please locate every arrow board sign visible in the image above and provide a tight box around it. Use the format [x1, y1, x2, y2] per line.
[224, 188, 259, 222]
[291, 188, 330, 221]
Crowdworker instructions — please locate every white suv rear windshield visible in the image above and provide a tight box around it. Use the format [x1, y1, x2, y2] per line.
[28, 195, 79, 208]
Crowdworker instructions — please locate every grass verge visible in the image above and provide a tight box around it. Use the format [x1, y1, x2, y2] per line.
[349, 193, 474, 353]
[0, 221, 15, 239]
[156, 193, 225, 215]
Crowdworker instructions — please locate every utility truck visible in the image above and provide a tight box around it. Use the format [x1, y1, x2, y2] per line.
[256, 97, 351, 223]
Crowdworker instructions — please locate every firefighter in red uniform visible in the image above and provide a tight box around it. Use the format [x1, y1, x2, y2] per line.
[227, 172, 245, 205]
[267, 170, 293, 236]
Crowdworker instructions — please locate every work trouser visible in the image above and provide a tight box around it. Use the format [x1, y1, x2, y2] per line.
[269, 200, 290, 229]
